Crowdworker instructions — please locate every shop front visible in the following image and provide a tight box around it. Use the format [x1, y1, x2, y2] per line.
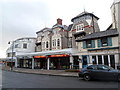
[33, 56, 47, 69]
[16, 48, 80, 70]
[48, 54, 70, 70]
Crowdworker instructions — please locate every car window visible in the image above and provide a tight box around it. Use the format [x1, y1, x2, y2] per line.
[87, 65, 97, 70]
[97, 65, 109, 70]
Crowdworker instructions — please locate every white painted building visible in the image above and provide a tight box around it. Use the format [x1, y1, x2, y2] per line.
[6, 37, 36, 67]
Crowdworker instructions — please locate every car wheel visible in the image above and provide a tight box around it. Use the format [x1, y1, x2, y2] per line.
[84, 74, 91, 81]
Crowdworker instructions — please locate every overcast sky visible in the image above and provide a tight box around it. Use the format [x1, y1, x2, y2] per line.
[0, 0, 114, 58]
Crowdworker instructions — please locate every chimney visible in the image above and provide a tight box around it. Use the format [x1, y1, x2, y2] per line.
[57, 18, 62, 25]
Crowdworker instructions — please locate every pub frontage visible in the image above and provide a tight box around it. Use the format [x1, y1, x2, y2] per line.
[16, 48, 80, 70]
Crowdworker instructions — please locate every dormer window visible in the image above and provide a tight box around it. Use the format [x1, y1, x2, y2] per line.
[76, 24, 84, 32]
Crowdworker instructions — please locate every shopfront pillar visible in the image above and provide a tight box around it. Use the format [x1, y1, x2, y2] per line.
[70, 55, 73, 69]
[47, 58, 50, 70]
[32, 58, 34, 69]
[15, 58, 17, 68]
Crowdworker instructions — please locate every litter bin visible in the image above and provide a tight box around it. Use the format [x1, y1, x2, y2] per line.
[117, 65, 120, 70]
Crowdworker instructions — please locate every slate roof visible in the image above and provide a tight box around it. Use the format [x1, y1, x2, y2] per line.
[36, 27, 51, 34]
[68, 24, 73, 31]
[71, 11, 99, 22]
[76, 29, 119, 42]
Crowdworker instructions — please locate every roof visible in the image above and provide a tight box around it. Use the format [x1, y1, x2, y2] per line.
[76, 29, 119, 42]
[15, 37, 36, 41]
[36, 27, 51, 34]
[71, 11, 99, 22]
[68, 24, 73, 31]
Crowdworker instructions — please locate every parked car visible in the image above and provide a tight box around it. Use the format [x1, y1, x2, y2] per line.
[78, 64, 120, 81]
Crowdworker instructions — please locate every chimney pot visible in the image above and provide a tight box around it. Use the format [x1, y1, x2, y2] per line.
[57, 18, 62, 25]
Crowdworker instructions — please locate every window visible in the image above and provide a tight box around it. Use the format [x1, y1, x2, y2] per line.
[104, 55, 109, 66]
[76, 24, 84, 31]
[83, 40, 95, 49]
[52, 40, 54, 47]
[46, 41, 48, 48]
[92, 56, 97, 64]
[87, 65, 97, 70]
[86, 40, 92, 48]
[101, 37, 108, 47]
[98, 37, 112, 47]
[23, 43, 27, 49]
[97, 65, 109, 70]
[15, 44, 18, 48]
[57, 39, 60, 46]
[98, 55, 102, 64]
[54, 39, 56, 46]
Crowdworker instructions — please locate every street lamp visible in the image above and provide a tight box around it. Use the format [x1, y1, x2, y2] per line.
[8, 41, 14, 71]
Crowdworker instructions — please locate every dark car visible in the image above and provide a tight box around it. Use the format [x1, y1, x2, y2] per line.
[78, 64, 120, 81]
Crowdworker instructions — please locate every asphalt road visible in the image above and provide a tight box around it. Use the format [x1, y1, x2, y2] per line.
[2, 70, 120, 89]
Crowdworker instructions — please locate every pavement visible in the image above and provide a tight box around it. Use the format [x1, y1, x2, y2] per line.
[2, 66, 78, 77]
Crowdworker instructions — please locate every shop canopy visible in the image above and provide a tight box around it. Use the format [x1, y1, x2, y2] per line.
[17, 48, 79, 58]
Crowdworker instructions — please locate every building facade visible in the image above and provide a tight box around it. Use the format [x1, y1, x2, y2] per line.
[111, 0, 120, 64]
[36, 18, 69, 52]
[76, 29, 119, 69]
[6, 37, 36, 67]
[69, 11, 100, 48]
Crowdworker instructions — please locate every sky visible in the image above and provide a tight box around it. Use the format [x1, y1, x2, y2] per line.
[0, 0, 114, 58]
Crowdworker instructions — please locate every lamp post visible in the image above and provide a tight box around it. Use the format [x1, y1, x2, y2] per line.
[8, 41, 14, 71]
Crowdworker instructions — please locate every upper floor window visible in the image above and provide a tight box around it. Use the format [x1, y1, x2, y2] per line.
[52, 40, 54, 47]
[86, 40, 92, 48]
[98, 37, 112, 47]
[23, 43, 27, 49]
[101, 37, 108, 47]
[46, 41, 49, 48]
[15, 44, 19, 48]
[57, 39, 60, 46]
[76, 24, 84, 31]
[83, 40, 95, 49]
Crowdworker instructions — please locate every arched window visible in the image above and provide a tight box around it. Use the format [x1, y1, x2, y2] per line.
[57, 39, 60, 46]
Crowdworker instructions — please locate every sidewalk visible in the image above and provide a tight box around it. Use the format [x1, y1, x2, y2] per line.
[2, 66, 78, 77]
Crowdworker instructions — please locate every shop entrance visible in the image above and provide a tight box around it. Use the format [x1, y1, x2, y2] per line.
[49, 57, 70, 70]
[82, 55, 88, 68]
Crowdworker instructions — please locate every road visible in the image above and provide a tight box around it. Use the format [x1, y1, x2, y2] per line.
[2, 71, 120, 89]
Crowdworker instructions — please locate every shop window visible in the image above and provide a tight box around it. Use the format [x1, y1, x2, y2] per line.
[23, 43, 27, 49]
[98, 55, 102, 64]
[92, 56, 97, 64]
[110, 55, 115, 68]
[104, 55, 109, 66]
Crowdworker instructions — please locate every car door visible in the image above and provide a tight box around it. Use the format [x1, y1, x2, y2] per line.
[96, 65, 113, 80]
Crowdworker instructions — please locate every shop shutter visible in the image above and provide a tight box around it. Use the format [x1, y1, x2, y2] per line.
[83, 41, 86, 49]
[97, 39, 101, 47]
[108, 37, 112, 46]
[91, 40, 95, 48]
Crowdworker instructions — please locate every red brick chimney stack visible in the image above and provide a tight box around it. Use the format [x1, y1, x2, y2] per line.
[57, 18, 62, 25]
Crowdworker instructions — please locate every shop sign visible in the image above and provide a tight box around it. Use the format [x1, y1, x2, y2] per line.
[33, 56, 46, 58]
[48, 54, 70, 57]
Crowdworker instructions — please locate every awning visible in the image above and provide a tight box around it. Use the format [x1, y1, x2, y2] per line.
[17, 48, 80, 58]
